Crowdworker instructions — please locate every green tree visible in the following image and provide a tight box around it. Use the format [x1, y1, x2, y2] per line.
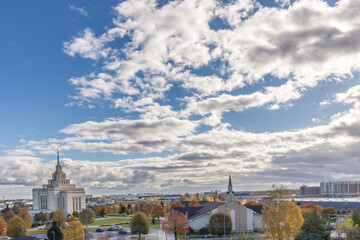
[79, 208, 95, 225]
[209, 212, 232, 239]
[131, 212, 150, 239]
[352, 208, 360, 226]
[336, 218, 360, 240]
[12, 205, 21, 214]
[50, 209, 66, 227]
[47, 221, 64, 240]
[34, 211, 49, 223]
[7, 215, 27, 237]
[295, 208, 330, 240]
[72, 211, 79, 218]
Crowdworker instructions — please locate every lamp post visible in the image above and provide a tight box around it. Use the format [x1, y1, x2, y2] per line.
[52, 231, 55, 240]
[85, 213, 89, 240]
[223, 202, 227, 240]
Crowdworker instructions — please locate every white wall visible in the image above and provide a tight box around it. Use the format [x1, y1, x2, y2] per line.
[189, 215, 210, 230]
[246, 209, 254, 231]
[253, 213, 262, 230]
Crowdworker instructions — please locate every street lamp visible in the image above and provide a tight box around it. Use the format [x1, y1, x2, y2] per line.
[52, 231, 55, 240]
[85, 213, 89, 240]
[223, 202, 227, 240]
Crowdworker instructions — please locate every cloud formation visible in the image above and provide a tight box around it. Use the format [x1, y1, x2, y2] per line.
[3, 0, 360, 194]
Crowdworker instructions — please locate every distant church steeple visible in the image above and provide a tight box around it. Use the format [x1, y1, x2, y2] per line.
[226, 174, 235, 202]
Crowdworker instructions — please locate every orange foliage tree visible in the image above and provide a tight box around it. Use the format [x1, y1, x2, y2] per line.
[151, 204, 165, 223]
[170, 200, 184, 210]
[0, 217, 7, 235]
[162, 210, 189, 240]
[300, 203, 323, 217]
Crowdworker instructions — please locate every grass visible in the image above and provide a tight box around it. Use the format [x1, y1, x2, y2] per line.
[89, 217, 131, 226]
[120, 219, 159, 229]
[28, 229, 48, 234]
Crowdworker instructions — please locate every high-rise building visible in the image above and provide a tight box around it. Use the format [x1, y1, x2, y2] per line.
[320, 181, 360, 196]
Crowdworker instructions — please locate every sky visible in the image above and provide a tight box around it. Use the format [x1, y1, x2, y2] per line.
[1, 0, 360, 199]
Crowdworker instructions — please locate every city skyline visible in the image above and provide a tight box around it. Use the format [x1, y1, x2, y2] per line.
[1, 0, 360, 198]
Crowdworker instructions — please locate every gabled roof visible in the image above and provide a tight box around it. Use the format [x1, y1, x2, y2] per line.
[247, 205, 263, 215]
[173, 202, 224, 220]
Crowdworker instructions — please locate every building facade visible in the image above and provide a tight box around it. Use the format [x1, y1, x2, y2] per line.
[32, 150, 85, 216]
[299, 185, 321, 196]
[320, 181, 360, 196]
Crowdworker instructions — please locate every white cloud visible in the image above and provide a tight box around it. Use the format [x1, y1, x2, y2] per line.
[69, 5, 88, 17]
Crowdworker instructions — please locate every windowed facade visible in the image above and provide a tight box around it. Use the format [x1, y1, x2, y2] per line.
[41, 196, 47, 209]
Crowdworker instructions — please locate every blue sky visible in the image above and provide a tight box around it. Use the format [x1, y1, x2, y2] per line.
[2, 0, 360, 198]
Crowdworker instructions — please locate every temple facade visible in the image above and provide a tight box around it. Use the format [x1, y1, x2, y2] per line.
[32, 150, 85, 216]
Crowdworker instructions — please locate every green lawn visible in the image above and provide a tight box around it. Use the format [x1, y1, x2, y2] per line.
[28, 229, 48, 234]
[89, 217, 131, 226]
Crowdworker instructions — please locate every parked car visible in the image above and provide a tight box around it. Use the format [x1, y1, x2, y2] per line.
[96, 228, 104, 232]
[108, 227, 117, 231]
[114, 226, 122, 230]
[118, 229, 128, 235]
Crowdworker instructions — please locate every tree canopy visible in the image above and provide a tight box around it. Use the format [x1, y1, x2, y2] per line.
[64, 220, 85, 240]
[162, 210, 188, 240]
[209, 212, 232, 238]
[7, 215, 27, 237]
[0, 217, 7, 235]
[131, 212, 150, 239]
[47, 221, 64, 240]
[262, 200, 304, 240]
[296, 208, 330, 240]
[50, 209, 66, 227]
[79, 208, 95, 225]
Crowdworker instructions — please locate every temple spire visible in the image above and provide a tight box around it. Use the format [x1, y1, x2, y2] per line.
[57, 148, 60, 167]
[229, 174, 232, 187]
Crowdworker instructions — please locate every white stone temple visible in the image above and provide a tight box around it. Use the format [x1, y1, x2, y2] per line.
[31, 150, 85, 216]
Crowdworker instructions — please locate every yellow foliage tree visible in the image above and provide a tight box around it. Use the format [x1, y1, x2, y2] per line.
[68, 215, 78, 223]
[262, 201, 304, 240]
[204, 196, 214, 202]
[50, 209, 66, 227]
[189, 199, 200, 207]
[0, 217, 7, 235]
[18, 206, 33, 228]
[64, 221, 85, 240]
[194, 193, 202, 201]
[7, 215, 28, 237]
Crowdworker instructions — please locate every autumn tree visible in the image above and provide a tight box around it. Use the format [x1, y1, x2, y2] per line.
[162, 210, 189, 240]
[0, 217, 7, 235]
[131, 212, 150, 239]
[209, 212, 232, 238]
[204, 196, 214, 202]
[151, 204, 165, 224]
[336, 218, 360, 240]
[64, 220, 85, 240]
[300, 203, 323, 217]
[212, 190, 219, 201]
[34, 211, 49, 223]
[263, 201, 304, 240]
[189, 199, 200, 207]
[7, 215, 27, 237]
[18, 206, 32, 228]
[194, 193, 202, 201]
[68, 215, 78, 223]
[170, 200, 184, 210]
[1, 209, 15, 223]
[79, 208, 95, 225]
[47, 221, 64, 240]
[295, 208, 330, 240]
[50, 209, 66, 227]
